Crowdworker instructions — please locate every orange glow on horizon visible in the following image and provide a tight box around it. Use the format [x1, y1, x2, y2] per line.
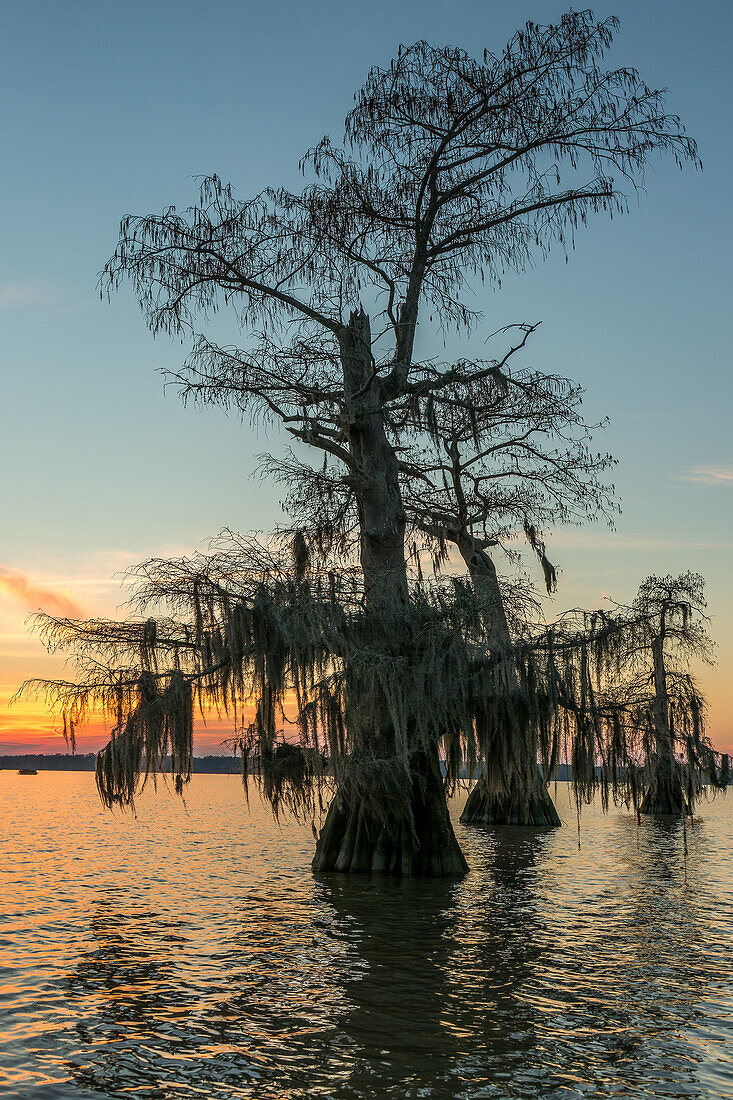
[3, 681, 732, 760]
[0, 685, 259, 757]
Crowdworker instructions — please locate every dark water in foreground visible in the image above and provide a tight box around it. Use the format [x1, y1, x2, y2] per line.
[1, 773, 732, 1099]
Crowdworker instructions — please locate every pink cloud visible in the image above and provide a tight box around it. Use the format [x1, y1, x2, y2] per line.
[679, 466, 733, 485]
[0, 566, 85, 618]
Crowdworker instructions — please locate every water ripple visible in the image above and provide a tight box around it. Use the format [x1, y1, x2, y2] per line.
[1, 773, 732, 1098]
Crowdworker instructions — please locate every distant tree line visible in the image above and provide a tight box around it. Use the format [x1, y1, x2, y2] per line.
[1, 753, 244, 774]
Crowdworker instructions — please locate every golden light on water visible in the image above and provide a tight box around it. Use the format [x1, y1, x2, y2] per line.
[1, 772, 732, 1096]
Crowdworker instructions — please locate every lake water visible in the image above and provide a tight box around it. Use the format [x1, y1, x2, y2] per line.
[1, 771, 732, 1099]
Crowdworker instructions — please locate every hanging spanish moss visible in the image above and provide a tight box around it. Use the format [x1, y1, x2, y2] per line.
[18, 527, 725, 874]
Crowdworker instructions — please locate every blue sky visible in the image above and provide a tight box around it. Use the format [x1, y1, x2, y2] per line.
[1, 0, 732, 750]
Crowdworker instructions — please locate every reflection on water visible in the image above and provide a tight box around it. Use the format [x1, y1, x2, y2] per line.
[1, 774, 732, 1098]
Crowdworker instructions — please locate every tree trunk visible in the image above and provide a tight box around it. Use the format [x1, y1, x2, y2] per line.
[461, 767, 562, 827]
[343, 308, 409, 616]
[312, 747, 469, 876]
[458, 538, 561, 829]
[640, 631, 688, 816]
[639, 760, 688, 816]
[313, 309, 467, 877]
[459, 539, 512, 651]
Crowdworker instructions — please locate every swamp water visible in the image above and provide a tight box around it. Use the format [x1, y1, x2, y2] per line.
[1, 771, 732, 1098]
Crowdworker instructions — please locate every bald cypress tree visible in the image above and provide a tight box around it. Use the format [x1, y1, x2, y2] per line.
[609, 574, 724, 816]
[22, 13, 701, 875]
[396, 331, 617, 826]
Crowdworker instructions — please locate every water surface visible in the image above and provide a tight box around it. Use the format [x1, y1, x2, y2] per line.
[1, 772, 732, 1098]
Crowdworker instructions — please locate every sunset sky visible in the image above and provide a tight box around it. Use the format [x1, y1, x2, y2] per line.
[1, 0, 731, 755]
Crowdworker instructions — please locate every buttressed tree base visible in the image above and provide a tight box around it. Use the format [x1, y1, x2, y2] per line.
[461, 773, 562, 829]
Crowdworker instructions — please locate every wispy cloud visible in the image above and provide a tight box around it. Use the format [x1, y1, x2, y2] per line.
[547, 530, 733, 551]
[678, 465, 733, 485]
[0, 566, 84, 617]
[0, 280, 59, 309]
